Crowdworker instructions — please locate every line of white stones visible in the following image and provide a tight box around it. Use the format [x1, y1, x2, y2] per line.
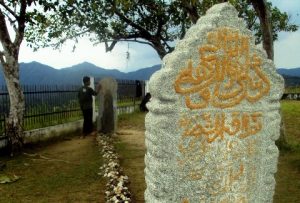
[96, 134, 132, 203]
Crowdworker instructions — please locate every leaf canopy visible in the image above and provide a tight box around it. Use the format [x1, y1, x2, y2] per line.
[24, 0, 298, 58]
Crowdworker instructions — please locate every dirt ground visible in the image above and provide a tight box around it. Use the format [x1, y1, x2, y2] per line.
[2, 109, 298, 203]
[115, 113, 147, 203]
[0, 134, 106, 203]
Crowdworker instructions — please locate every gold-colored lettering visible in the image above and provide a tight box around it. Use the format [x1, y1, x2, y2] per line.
[182, 198, 189, 203]
[174, 27, 270, 109]
[180, 112, 262, 143]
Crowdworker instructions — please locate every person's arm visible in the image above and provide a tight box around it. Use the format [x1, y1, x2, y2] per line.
[88, 85, 100, 96]
[95, 83, 101, 94]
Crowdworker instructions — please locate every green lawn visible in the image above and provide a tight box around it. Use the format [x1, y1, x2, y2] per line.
[285, 86, 300, 94]
[0, 101, 299, 203]
[115, 101, 300, 203]
[274, 100, 300, 203]
[280, 100, 300, 146]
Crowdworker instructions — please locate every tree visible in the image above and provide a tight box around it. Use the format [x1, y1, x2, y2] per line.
[249, 0, 273, 60]
[0, 0, 58, 155]
[26, 0, 298, 60]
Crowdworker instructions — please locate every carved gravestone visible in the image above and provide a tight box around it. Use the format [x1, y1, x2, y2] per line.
[144, 3, 284, 203]
[97, 78, 118, 134]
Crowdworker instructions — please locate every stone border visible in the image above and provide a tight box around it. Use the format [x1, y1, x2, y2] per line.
[96, 134, 132, 203]
[0, 120, 83, 151]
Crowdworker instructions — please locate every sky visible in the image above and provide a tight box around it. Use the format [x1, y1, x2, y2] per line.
[18, 0, 300, 72]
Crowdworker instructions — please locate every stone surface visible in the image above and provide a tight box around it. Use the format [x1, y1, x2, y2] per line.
[97, 78, 118, 134]
[144, 3, 284, 203]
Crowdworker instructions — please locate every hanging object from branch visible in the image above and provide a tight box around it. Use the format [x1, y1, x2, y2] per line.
[126, 43, 130, 69]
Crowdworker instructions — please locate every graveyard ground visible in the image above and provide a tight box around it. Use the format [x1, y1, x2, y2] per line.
[0, 132, 105, 202]
[0, 101, 299, 203]
[115, 101, 300, 203]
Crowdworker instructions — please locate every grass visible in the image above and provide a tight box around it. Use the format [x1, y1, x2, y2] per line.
[23, 112, 82, 131]
[0, 133, 105, 203]
[285, 86, 300, 93]
[118, 110, 146, 130]
[274, 151, 300, 203]
[274, 100, 300, 203]
[114, 102, 300, 203]
[116, 111, 147, 202]
[0, 99, 140, 135]
[118, 100, 141, 107]
[0, 100, 298, 203]
[280, 100, 300, 146]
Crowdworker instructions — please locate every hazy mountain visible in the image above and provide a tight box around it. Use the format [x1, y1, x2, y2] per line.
[277, 67, 300, 87]
[280, 75, 300, 87]
[0, 61, 161, 86]
[123, 65, 161, 80]
[277, 67, 300, 77]
[1, 62, 300, 87]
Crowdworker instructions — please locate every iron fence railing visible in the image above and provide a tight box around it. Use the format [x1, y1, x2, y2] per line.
[0, 85, 82, 136]
[0, 79, 146, 136]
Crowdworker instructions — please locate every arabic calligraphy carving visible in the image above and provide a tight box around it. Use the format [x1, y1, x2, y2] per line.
[179, 112, 262, 143]
[174, 27, 270, 109]
[173, 27, 270, 202]
[177, 136, 258, 202]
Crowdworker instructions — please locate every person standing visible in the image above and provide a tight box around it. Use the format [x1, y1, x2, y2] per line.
[140, 92, 151, 112]
[78, 76, 100, 137]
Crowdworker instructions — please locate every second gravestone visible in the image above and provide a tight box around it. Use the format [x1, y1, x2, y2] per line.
[145, 3, 284, 203]
[97, 77, 118, 134]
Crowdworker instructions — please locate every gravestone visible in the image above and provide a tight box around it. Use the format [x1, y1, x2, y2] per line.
[144, 3, 284, 203]
[97, 77, 118, 134]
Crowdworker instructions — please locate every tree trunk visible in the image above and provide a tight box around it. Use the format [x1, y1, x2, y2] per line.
[2, 60, 25, 156]
[250, 0, 288, 147]
[150, 38, 168, 59]
[0, 3, 27, 156]
[250, 0, 274, 60]
[180, 1, 199, 24]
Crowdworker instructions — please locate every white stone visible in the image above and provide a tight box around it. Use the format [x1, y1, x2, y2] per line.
[144, 2, 284, 203]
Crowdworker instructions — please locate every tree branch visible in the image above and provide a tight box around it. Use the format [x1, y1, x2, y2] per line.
[104, 40, 117, 52]
[108, 1, 152, 39]
[0, 11, 12, 49]
[120, 39, 152, 46]
[14, 0, 27, 47]
[104, 38, 153, 52]
[0, 1, 19, 20]
[247, 16, 258, 30]
[39, 28, 90, 50]
[249, 0, 273, 60]
[180, 1, 199, 24]
[0, 50, 5, 64]
[1, 11, 19, 37]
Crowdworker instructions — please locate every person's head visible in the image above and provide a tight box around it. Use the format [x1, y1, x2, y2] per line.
[83, 76, 90, 86]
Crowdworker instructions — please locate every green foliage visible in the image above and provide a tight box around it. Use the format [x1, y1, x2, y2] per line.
[24, 0, 298, 58]
[285, 87, 300, 94]
[114, 111, 300, 202]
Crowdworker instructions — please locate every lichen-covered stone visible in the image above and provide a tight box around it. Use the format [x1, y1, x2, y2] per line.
[97, 78, 118, 134]
[144, 2, 284, 203]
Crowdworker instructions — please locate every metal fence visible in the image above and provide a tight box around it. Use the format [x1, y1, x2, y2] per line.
[0, 79, 145, 136]
[0, 85, 82, 136]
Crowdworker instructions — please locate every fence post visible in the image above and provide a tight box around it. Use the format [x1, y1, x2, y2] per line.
[89, 77, 96, 123]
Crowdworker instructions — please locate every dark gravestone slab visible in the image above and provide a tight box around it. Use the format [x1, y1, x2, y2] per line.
[97, 78, 117, 134]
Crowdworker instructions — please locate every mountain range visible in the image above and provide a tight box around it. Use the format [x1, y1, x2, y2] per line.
[0, 61, 300, 86]
[0, 61, 161, 85]
[277, 67, 300, 86]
